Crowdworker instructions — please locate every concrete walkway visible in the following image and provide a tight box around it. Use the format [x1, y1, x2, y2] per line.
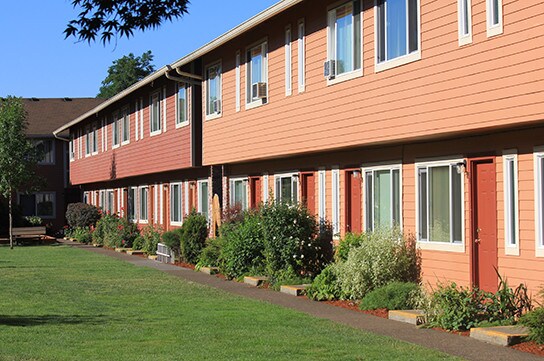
[63, 240, 541, 361]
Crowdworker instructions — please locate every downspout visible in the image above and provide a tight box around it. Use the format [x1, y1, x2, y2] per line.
[53, 132, 70, 142]
[165, 66, 202, 85]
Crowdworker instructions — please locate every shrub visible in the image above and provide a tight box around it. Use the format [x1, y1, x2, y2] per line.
[179, 210, 208, 264]
[306, 265, 342, 301]
[70, 226, 93, 244]
[221, 204, 245, 225]
[66, 203, 100, 228]
[269, 267, 312, 291]
[520, 308, 544, 344]
[140, 224, 162, 255]
[336, 232, 365, 261]
[92, 213, 139, 248]
[220, 211, 265, 279]
[161, 229, 182, 259]
[483, 274, 532, 324]
[132, 235, 145, 250]
[360, 282, 420, 311]
[198, 237, 224, 268]
[335, 228, 421, 299]
[260, 202, 328, 278]
[24, 216, 42, 226]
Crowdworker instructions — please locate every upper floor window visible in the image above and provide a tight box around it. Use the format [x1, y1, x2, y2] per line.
[376, 0, 420, 71]
[486, 0, 503, 37]
[121, 107, 130, 144]
[69, 135, 74, 161]
[247, 42, 268, 106]
[176, 83, 189, 127]
[91, 125, 98, 154]
[458, 0, 472, 45]
[275, 173, 299, 204]
[297, 20, 305, 92]
[285, 26, 292, 96]
[326, 1, 362, 79]
[85, 127, 91, 156]
[34, 139, 55, 165]
[112, 114, 120, 148]
[206, 63, 222, 118]
[364, 165, 401, 231]
[150, 91, 162, 134]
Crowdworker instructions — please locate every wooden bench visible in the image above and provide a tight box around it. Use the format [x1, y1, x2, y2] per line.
[12, 226, 47, 246]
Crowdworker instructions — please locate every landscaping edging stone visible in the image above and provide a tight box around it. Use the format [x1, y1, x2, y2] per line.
[471, 326, 529, 346]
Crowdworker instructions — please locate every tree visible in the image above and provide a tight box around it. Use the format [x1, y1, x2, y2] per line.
[0, 97, 41, 249]
[97, 51, 155, 98]
[65, 0, 190, 45]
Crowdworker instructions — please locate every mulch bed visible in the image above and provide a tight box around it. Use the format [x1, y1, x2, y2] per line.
[174, 261, 195, 270]
[511, 341, 544, 357]
[323, 300, 388, 319]
[431, 327, 470, 337]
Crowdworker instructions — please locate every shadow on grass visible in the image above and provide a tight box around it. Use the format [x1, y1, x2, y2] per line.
[0, 314, 109, 327]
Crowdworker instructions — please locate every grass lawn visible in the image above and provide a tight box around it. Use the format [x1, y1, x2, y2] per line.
[0, 245, 460, 361]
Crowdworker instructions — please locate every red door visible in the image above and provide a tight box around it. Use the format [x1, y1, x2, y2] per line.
[301, 173, 316, 215]
[471, 159, 498, 293]
[250, 177, 262, 208]
[345, 170, 362, 233]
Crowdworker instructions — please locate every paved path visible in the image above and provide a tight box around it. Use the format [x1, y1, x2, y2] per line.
[63, 240, 541, 361]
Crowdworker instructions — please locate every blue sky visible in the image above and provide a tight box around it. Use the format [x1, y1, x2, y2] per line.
[0, 0, 278, 98]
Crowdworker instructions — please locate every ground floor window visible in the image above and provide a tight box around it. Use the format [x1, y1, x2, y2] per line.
[275, 173, 298, 204]
[230, 177, 248, 210]
[128, 187, 137, 222]
[106, 190, 115, 215]
[139, 186, 148, 222]
[170, 182, 183, 224]
[197, 180, 209, 220]
[536, 150, 544, 255]
[364, 165, 401, 231]
[417, 160, 463, 244]
[19, 192, 56, 219]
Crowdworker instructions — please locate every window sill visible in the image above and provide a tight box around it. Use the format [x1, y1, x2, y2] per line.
[375, 51, 421, 73]
[458, 34, 472, 46]
[205, 113, 222, 121]
[92, 151, 98, 156]
[536, 247, 544, 258]
[175, 121, 189, 129]
[504, 245, 520, 256]
[417, 241, 465, 253]
[170, 221, 183, 227]
[487, 24, 503, 38]
[139, 220, 149, 224]
[245, 99, 267, 111]
[150, 130, 162, 137]
[112, 144, 120, 150]
[121, 140, 130, 146]
[327, 68, 363, 86]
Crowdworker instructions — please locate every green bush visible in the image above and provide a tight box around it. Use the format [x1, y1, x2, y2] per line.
[92, 213, 139, 248]
[306, 265, 342, 301]
[132, 235, 145, 251]
[483, 274, 532, 323]
[220, 211, 265, 279]
[269, 267, 312, 291]
[24, 216, 42, 226]
[139, 224, 162, 255]
[336, 232, 365, 261]
[335, 228, 421, 299]
[520, 308, 544, 344]
[66, 202, 100, 228]
[179, 210, 208, 264]
[161, 229, 182, 259]
[360, 282, 420, 311]
[71, 226, 93, 244]
[198, 237, 224, 268]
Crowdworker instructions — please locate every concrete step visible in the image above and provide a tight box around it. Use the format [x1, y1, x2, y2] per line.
[388, 310, 426, 325]
[115, 247, 131, 253]
[126, 249, 145, 255]
[244, 276, 269, 287]
[280, 284, 310, 296]
[147, 255, 158, 261]
[470, 326, 529, 346]
[200, 266, 219, 275]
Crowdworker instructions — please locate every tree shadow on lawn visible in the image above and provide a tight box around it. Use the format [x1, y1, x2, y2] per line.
[0, 314, 110, 327]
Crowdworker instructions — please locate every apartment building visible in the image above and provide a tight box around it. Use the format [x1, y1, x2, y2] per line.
[55, 0, 544, 294]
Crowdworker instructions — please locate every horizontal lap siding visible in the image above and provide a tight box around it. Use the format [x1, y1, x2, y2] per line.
[202, 0, 544, 165]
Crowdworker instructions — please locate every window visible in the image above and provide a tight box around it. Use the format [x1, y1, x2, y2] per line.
[327, 1, 362, 79]
[150, 92, 162, 134]
[69, 135, 74, 161]
[106, 190, 115, 214]
[78, 130, 82, 159]
[535, 150, 544, 257]
[503, 152, 518, 255]
[486, 0, 502, 37]
[112, 113, 120, 147]
[246, 42, 268, 106]
[34, 139, 55, 164]
[364, 165, 401, 231]
[20, 192, 56, 219]
[285, 26, 292, 96]
[101, 118, 107, 151]
[121, 108, 130, 144]
[128, 187, 136, 222]
[417, 161, 463, 249]
[176, 84, 189, 126]
[83, 192, 89, 204]
[230, 178, 248, 210]
[139, 186, 148, 222]
[318, 170, 326, 222]
[236, 51, 241, 112]
[275, 173, 299, 204]
[297, 20, 305, 92]
[85, 128, 91, 156]
[206, 63, 221, 117]
[332, 168, 340, 236]
[458, 0, 472, 45]
[263, 174, 269, 203]
[197, 180, 209, 220]
[376, 0, 420, 70]
[170, 182, 183, 224]
[92, 124, 98, 154]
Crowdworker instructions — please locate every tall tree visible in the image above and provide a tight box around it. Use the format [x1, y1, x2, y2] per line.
[65, 0, 190, 44]
[0, 97, 41, 249]
[97, 51, 155, 98]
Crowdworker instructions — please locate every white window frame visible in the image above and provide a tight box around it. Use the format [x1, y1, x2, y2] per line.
[105, 189, 115, 215]
[246, 40, 268, 109]
[274, 172, 299, 204]
[318, 169, 326, 222]
[85, 128, 91, 157]
[34, 139, 55, 165]
[150, 91, 162, 136]
[121, 106, 130, 145]
[197, 179, 210, 221]
[128, 186, 137, 223]
[101, 118, 107, 152]
[285, 26, 292, 96]
[362, 162, 402, 231]
[486, 0, 503, 37]
[112, 113, 121, 148]
[263, 173, 269, 203]
[374, 0, 421, 73]
[91, 124, 98, 155]
[297, 19, 306, 93]
[229, 177, 249, 210]
[331, 168, 340, 237]
[153, 184, 159, 224]
[415, 157, 465, 253]
[326, 0, 363, 85]
[162, 86, 167, 132]
[503, 150, 519, 256]
[139, 98, 144, 140]
[458, 0, 472, 46]
[69, 134, 75, 162]
[170, 182, 183, 226]
[235, 51, 241, 112]
[175, 83, 190, 128]
[139, 186, 149, 223]
[205, 61, 222, 120]
[135, 100, 140, 141]
[534, 147, 544, 257]
[78, 129, 82, 159]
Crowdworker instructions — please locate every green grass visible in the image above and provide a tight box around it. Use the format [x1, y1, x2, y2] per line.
[0, 245, 460, 361]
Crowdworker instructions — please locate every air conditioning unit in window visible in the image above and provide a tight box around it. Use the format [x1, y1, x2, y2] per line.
[211, 99, 221, 114]
[252, 82, 267, 99]
[323, 59, 336, 80]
